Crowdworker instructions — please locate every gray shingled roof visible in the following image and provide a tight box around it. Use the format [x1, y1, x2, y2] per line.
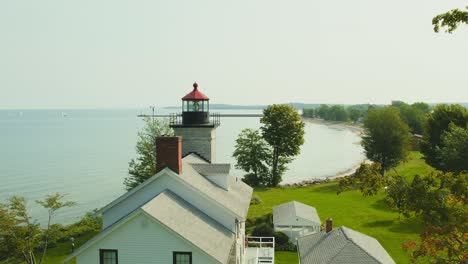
[97, 153, 253, 220]
[142, 190, 235, 264]
[273, 201, 321, 225]
[179, 154, 253, 219]
[191, 163, 231, 175]
[297, 226, 395, 264]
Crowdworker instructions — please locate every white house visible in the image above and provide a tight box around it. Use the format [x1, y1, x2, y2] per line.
[63, 84, 275, 264]
[273, 201, 321, 242]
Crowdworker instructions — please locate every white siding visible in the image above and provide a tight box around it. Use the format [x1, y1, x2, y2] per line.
[103, 174, 236, 232]
[275, 216, 318, 227]
[77, 213, 219, 264]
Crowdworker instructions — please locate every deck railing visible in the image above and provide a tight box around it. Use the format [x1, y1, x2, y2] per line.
[246, 236, 275, 248]
[246, 236, 275, 264]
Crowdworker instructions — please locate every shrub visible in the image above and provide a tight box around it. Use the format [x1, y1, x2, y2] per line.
[273, 231, 289, 246]
[252, 223, 273, 237]
[250, 195, 262, 205]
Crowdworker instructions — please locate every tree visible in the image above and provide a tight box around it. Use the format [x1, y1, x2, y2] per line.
[439, 124, 468, 174]
[385, 175, 411, 219]
[361, 107, 410, 176]
[124, 117, 173, 190]
[411, 102, 431, 114]
[403, 172, 467, 263]
[420, 104, 468, 172]
[233, 129, 271, 187]
[433, 6, 468, 33]
[260, 105, 305, 186]
[0, 194, 75, 264]
[399, 104, 426, 134]
[329, 105, 348, 121]
[338, 163, 387, 196]
[316, 104, 330, 119]
[36, 194, 76, 264]
[348, 108, 361, 122]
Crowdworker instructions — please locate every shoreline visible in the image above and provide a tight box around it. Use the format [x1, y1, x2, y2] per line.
[280, 118, 366, 187]
[302, 117, 364, 135]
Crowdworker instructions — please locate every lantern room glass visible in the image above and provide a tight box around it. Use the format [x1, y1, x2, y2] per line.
[183, 100, 208, 112]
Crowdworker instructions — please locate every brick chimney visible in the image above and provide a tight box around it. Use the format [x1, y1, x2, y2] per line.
[156, 136, 182, 174]
[326, 218, 333, 233]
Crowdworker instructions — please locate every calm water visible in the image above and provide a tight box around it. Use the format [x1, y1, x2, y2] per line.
[0, 108, 364, 224]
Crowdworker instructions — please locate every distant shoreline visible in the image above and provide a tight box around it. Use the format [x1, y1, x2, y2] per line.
[302, 117, 364, 135]
[280, 118, 367, 187]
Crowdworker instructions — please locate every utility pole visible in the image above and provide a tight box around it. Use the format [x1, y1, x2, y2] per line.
[149, 106, 155, 120]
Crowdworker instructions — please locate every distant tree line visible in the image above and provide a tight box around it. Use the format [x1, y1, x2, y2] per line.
[302, 104, 370, 122]
[303, 101, 432, 135]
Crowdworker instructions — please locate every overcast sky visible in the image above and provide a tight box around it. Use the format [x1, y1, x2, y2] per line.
[1, 0, 467, 109]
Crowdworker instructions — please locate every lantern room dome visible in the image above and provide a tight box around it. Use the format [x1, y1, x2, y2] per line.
[182, 82, 209, 101]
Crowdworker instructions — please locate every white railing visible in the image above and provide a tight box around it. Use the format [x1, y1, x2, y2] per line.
[245, 236, 275, 264]
[246, 236, 275, 248]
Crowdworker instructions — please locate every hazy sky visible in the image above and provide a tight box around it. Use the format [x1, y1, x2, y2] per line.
[1, 0, 467, 109]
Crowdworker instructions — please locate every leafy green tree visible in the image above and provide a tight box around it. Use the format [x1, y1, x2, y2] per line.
[316, 104, 330, 119]
[411, 102, 431, 114]
[260, 105, 305, 186]
[348, 108, 361, 122]
[124, 117, 173, 190]
[385, 175, 411, 219]
[0, 194, 75, 264]
[362, 107, 410, 176]
[439, 124, 468, 174]
[302, 108, 315, 118]
[338, 163, 387, 196]
[432, 6, 468, 33]
[399, 104, 426, 134]
[420, 104, 468, 172]
[36, 194, 76, 264]
[233, 129, 271, 187]
[403, 172, 467, 263]
[329, 105, 348, 121]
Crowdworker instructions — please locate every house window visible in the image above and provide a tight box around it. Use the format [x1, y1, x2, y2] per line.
[99, 249, 118, 264]
[173, 252, 192, 264]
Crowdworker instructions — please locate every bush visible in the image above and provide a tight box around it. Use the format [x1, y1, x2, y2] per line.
[250, 195, 262, 205]
[252, 223, 273, 237]
[275, 242, 297, 252]
[273, 231, 289, 246]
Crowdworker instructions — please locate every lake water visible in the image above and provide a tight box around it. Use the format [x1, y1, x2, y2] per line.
[0, 108, 364, 224]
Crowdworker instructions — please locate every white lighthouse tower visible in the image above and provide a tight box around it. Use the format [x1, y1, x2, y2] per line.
[170, 82, 220, 162]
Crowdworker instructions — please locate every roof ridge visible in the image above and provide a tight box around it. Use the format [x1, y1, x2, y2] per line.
[148, 190, 235, 235]
[340, 226, 383, 263]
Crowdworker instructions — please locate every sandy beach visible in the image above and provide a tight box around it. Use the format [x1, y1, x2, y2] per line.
[280, 117, 368, 187]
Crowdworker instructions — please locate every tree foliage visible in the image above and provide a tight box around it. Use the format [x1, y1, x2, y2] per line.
[392, 101, 429, 135]
[403, 172, 467, 263]
[260, 105, 305, 186]
[233, 129, 271, 187]
[439, 124, 468, 174]
[420, 104, 468, 172]
[124, 117, 173, 190]
[433, 6, 468, 33]
[385, 175, 411, 219]
[338, 163, 387, 196]
[362, 106, 410, 176]
[0, 194, 75, 264]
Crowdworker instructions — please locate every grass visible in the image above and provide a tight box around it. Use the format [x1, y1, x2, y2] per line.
[9, 152, 430, 264]
[275, 251, 299, 264]
[248, 151, 433, 264]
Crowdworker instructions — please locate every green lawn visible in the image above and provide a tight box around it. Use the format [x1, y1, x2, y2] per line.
[22, 152, 430, 264]
[275, 251, 299, 264]
[249, 151, 433, 264]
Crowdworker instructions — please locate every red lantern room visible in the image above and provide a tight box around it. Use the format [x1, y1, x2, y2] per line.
[181, 82, 210, 125]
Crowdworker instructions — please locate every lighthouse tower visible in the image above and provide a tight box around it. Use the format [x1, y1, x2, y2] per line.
[170, 83, 220, 162]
